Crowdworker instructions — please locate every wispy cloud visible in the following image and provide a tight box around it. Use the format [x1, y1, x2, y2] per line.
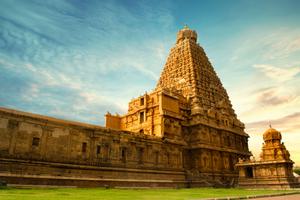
[246, 112, 300, 135]
[264, 36, 300, 60]
[230, 27, 300, 64]
[253, 64, 300, 82]
[238, 86, 300, 124]
[254, 87, 297, 106]
[0, 0, 175, 125]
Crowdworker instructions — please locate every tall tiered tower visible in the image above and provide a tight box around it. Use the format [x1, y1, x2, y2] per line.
[157, 25, 236, 119]
[106, 26, 251, 186]
[159, 26, 250, 185]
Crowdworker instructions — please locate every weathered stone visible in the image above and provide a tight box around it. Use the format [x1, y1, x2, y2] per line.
[236, 126, 300, 188]
[0, 180, 7, 187]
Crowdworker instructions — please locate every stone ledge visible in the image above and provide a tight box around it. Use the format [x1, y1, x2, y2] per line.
[0, 107, 105, 130]
[1, 175, 187, 188]
[201, 191, 300, 200]
[0, 173, 185, 183]
[0, 158, 185, 175]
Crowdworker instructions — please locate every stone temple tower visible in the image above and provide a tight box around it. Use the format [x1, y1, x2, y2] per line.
[260, 127, 291, 161]
[157, 25, 237, 119]
[236, 127, 299, 188]
[106, 26, 251, 187]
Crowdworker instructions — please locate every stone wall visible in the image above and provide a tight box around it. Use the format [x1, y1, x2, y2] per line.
[237, 161, 299, 188]
[236, 127, 300, 188]
[0, 107, 185, 187]
[0, 106, 251, 188]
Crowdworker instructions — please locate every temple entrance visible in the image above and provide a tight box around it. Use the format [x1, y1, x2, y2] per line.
[245, 167, 253, 178]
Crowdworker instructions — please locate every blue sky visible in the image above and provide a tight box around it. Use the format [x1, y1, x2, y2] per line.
[1, 0, 300, 164]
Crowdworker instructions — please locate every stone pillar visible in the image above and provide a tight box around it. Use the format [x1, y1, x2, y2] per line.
[220, 151, 225, 171]
[210, 150, 214, 173]
[89, 132, 96, 162]
[8, 119, 19, 156]
[40, 126, 53, 160]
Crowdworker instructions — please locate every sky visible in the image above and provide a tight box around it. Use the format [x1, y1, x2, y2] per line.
[0, 0, 300, 165]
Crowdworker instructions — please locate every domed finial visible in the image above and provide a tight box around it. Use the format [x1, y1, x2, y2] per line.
[269, 121, 272, 128]
[263, 126, 282, 142]
[176, 25, 197, 44]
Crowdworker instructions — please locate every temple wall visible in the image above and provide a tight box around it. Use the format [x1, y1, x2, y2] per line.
[236, 162, 299, 188]
[161, 94, 179, 114]
[183, 147, 240, 187]
[105, 115, 120, 130]
[236, 127, 300, 188]
[0, 108, 185, 187]
[107, 90, 184, 139]
[188, 124, 249, 153]
[184, 148, 239, 173]
[107, 91, 163, 137]
[182, 122, 250, 187]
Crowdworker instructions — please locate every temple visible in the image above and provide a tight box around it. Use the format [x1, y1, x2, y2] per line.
[106, 25, 252, 186]
[1, 26, 285, 188]
[236, 127, 299, 188]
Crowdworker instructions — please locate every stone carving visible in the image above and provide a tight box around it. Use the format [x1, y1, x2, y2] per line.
[236, 127, 299, 188]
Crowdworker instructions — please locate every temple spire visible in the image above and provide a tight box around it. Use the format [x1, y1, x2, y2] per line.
[156, 26, 239, 121]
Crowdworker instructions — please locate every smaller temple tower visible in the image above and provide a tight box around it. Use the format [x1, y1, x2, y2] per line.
[236, 127, 299, 188]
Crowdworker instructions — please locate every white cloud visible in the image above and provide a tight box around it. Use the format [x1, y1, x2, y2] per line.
[254, 87, 297, 106]
[24, 63, 37, 72]
[239, 91, 300, 124]
[79, 91, 127, 112]
[0, 58, 16, 68]
[265, 36, 300, 60]
[22, 83, 40, 101]
[228, 27, 300, 70]
[57, 73, 81, 90]
[253, 64, 300, 82]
